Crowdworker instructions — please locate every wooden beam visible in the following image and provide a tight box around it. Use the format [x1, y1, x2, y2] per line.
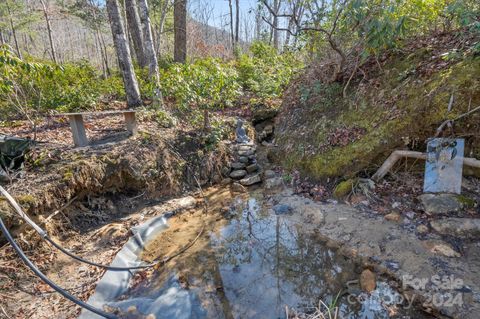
[372, 150, 480, 181]
[68, 114, 88, 147]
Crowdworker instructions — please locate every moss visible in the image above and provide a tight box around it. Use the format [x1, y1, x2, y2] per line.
[456, 195, 476, 208]
[276, 55, 480, 180]
[333, 179, 356, 199]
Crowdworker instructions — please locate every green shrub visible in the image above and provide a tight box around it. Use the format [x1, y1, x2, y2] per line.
[237, 41, 303, 100]
[160, 58, 242, 111]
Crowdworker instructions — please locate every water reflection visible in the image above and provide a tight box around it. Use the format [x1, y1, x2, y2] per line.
[119, 192, 428, 319]
[212, 196, 360, 319]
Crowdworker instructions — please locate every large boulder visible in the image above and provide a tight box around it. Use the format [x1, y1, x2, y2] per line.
[430, 218, 480, 239]
[419, 193, 472, 215]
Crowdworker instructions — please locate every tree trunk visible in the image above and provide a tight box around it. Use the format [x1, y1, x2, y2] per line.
[234, 0, 240, 45]
[156, 0, 170, 56]
[125, 0, 146, 67]
[228, 0, 234, 48]
[106, 0, 142, 108]
[39, 0, 57, 63]
[6, 1, 22, 59]
[272, 0, 280, 50]
[138, 0, 163, 107]
[173, 0, 187, 63]
[255, 7, 261, 40]
[99, 32, 111, 76]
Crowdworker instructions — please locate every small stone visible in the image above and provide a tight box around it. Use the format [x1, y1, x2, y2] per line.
[264, 170, 276, 179]
[238, 145, 255, 152]
[416, 224, 429, 234]
[273, 204, 292, 215]
[238, 156, 249, 163]
[146, 315, 156, 319]
[231, 162, 246, 170]
[430, 218, 480, 239]
[221, 166, 231, 176]
[238, 149, 255, 157]
[264, 124, 274, 134]
[385, 212, 401, 222]
[230, 170, 247, 179]
[264, 177, 283, 190]
[239, 173, 262, 186]
[392, 202, 401, 209]
[261, 141, 272, 146]
[405, 211, 415, 219]
[360, 269, 376, 293]
[246, 163, 259, 173]
[429, 242, 460, 258]
[212, 174, 222, 183]
[419, 193, 465, 215]
[221, 178, 232, 185]
[231, 182, 246, 193]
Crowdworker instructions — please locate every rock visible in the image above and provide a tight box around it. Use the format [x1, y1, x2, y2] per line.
[238, 149, 255, 157]
[231, 162, 246, 170]
[405, 211, 415, 219]
[419, 193, 467, 215]
[264, 170, 276, 179]
[429, 243, 461, 258]
[264, 177, 283, 190]
[221, 166, 231, 177]
[273, 204, 293, 215]
[237, 144, 255, 152]
[385, 212, 401, 222]
[360, 269, 376, 293]
[230, 170, 247, 179]
[430, 218, 480, 239]
[238, 156, 249, 163]
[239, 173, 262, 186]
[221, 178, 232, 185]
[252, 107, 278, 124]
[246, 163, 259, 173]
[416, 224, 429, 234]
[212, 174, 222, 183]
[231, 182, 246, 193]
[264, 124, 274, 134]
[261, 141, 272, 146]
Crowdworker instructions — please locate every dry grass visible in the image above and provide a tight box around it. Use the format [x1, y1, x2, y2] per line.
[287, 299, 340, 319]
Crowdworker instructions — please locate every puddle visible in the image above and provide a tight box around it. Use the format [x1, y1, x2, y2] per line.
[106, 189, 431, 319]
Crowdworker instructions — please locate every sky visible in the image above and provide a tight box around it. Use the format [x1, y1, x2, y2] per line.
[190, 0, 258, 30]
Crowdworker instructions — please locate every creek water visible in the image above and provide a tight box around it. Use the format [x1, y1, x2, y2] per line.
[111, 189, 430, 319]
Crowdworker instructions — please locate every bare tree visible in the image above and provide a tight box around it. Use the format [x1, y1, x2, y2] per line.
[154, 0, 173, 56]
[173, 0, 187, 62]
[235, 0, 240, 45]
[39, 0, 57, 63]
[138, 0, 163, 106]
[228, 0, 234, 48]
[106, 0, 142, 107]
[6, 1, 22, 59]
[125, 0, 146, 67]
[261, 0, 347, 80]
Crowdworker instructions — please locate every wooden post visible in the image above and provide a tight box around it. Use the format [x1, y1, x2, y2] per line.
[68, 114, 89, 147]
[124, 111, 137, 135]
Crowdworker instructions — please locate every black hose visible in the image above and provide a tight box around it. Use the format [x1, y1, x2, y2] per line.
[0, 217, 117, 319]
[45, 236, 162, 271]
[0, 184, 157, 271]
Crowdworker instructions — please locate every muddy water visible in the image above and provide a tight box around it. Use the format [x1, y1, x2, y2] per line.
[118, 188, 429, 319]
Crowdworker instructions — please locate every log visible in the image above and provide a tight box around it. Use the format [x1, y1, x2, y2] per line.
[372, 150, 480, 181]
